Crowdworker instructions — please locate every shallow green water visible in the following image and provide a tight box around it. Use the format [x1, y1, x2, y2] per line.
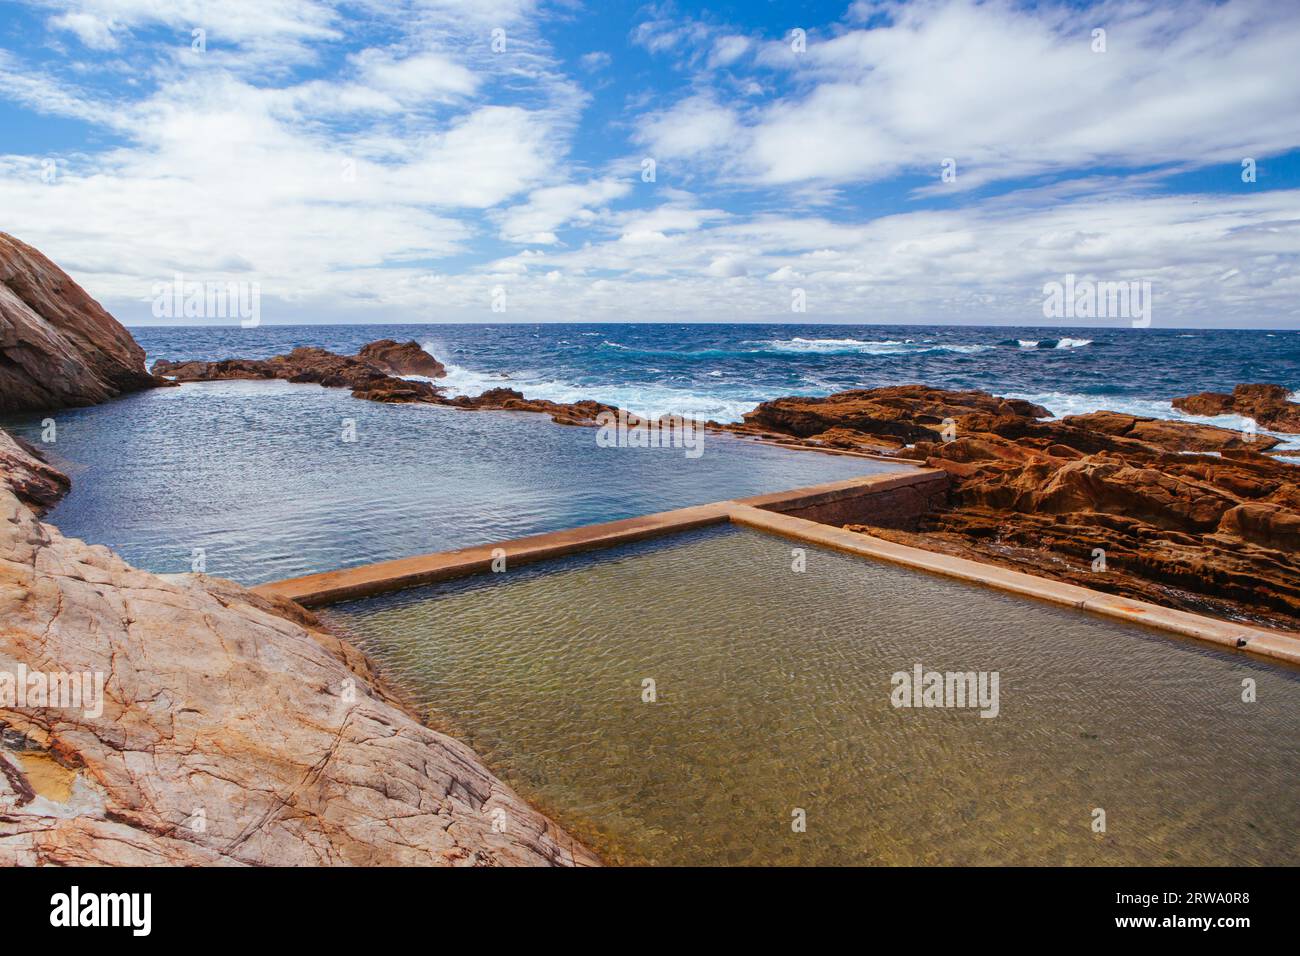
[322, 526, 1300, 866]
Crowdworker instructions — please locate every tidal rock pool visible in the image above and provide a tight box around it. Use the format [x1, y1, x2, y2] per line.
[0, 380, 893, 584]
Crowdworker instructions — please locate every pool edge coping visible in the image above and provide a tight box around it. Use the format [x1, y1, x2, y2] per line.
[252, 468, 928, 606]
[728, 503, 1300, 667]
[252, 467, 1300, 667]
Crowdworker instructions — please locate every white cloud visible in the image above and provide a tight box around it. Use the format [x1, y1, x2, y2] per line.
[636, 95, 743, 161]
[706, 255, 748, 277]
[708, 35, 750, 67]
[0, 0, 1297, 327]
[731, 0, 1300, 189]
[49, 12, 121, 49]
[499, 178, 632, 243]
[0, 1, 572, 315]
[351, 49, 479, 101]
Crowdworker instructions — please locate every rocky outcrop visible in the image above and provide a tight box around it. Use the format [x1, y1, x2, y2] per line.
[0, 232, 163, 412]
[357, 339, 446, 378]
[152, 346, 444, 405]
[443, 387, 618, 425]
[154, 344, 627, 425]
[0, 431, 597, 866]
[0, 430, 69, 514]
[731, 385, 1051, 452]
[1173, 383, 1300, 432]
[740, 386, 1300, 629]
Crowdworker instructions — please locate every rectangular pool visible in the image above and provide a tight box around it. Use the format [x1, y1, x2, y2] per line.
[321, 525, 1300, 866]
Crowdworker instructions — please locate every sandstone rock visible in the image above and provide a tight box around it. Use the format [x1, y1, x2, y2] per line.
[153, 344, 443, 405]
[732, 386, 1050, 448]
[0, 433, 597, 866]
[0, 232, 163, 412]
[1060, 410, 1279, 452]
[1173, 382, 1300, 432]
[357, 339, 446, 378]
[0, 430, 69, 514]
[152, 341, 640, 425]
[742, 385, 1300, 629]
[1173, 391, 1235, 417]
[1217, 502, 1300, 551]
[446, 387, 619, 425]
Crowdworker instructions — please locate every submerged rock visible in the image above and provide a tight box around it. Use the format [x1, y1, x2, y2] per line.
[0, 429, 597, 866]
[0, 232, 164, 412]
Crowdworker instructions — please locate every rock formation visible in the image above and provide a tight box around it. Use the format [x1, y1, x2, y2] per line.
[0, 430, 69, 513]
[0, 232, 163, 412]
[356, 339, 447, 378]
[1173, 383, 1300, 432]
[0, 430, 597, 866]
[442, 386, 618, 425]
[154, 344, 625, 425]
[735, 386, 1300, 629]
[152, 346, 443, 405]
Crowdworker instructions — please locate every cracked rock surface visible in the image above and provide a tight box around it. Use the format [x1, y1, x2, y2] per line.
[0, 431, 597, 866]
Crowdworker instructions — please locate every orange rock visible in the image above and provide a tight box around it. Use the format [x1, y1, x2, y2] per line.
[0, 232, 165, 411]
[744, 384, 1300, 629]
[1173, 382, 1300, 432]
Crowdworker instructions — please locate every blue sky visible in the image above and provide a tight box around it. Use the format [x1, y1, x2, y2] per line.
[0, 0, 1298, 327]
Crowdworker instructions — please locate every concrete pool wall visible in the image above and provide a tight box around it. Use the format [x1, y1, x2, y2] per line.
[254, 466, 1300, 666]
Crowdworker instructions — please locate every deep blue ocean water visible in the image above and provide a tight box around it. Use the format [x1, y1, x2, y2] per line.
[132, 323, 1300, 433]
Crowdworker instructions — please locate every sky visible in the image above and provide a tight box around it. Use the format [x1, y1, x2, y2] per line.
[0, 0, 1298, 327]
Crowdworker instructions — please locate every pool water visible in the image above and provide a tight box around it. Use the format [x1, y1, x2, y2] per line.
[0, 380, 893, 584]
[321, 526, 1300, 866]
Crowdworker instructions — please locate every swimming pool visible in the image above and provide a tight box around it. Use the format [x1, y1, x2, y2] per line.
[0, 380, 897, 584]
[321, 525, 1300, 866]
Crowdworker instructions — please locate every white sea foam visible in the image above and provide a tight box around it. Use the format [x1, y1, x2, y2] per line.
[1053, 337, 1092, 349]
[1009, 390, 1300, 450]
[419, 340, 1300, 440]
[748, 337, 994, 355]
[424, 346, 759, 422]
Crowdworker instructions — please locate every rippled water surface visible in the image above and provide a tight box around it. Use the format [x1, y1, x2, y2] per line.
[323, 526, 1300, 866]
[0, 381, 890, 584]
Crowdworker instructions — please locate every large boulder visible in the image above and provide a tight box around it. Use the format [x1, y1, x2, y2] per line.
[0, 232, 160, 411]
[356, 339, 446, 378]
[0, 428, 596, 866]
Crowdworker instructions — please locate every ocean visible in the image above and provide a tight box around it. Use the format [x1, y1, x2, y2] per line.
[132, 322, 1300, 439]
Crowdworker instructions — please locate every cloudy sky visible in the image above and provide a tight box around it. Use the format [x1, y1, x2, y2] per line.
[1, 0, 1298, 327]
